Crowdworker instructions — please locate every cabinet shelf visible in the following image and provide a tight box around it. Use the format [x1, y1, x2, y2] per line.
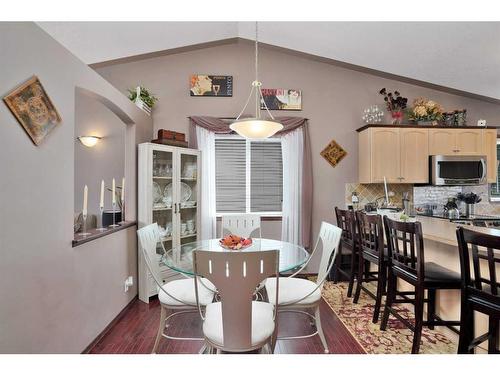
[181, 177, 197, 181]
[152, 207, 172, 211]
[181, 233, 197, 239]
[153, 176, 172, 180]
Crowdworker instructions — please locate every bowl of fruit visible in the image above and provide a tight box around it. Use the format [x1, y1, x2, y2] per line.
[219, 234, 253, 250]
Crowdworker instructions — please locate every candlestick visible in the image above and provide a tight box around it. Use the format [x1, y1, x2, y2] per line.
[82, 185, 88, 217]
[121, 177, 125, 201]
[119, 177, 126, 224]
[99, 180, 104, 209]
[112, 178, 116, 205]
[96, 206, 107, 231]
[109, 202, 119, 228]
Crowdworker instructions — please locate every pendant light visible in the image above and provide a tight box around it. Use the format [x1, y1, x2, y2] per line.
[230, 22, 283, 139]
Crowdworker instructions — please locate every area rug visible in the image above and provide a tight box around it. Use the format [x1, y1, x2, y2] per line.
[321, 281, 457, 354]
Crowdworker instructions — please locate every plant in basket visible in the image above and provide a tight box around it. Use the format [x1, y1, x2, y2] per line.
[408, 97, 444, 125]
[219, 234, 253, 250]
[379, 88, 408, 124]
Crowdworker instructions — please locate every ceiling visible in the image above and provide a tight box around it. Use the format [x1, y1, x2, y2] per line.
[38, 21, 500, 100]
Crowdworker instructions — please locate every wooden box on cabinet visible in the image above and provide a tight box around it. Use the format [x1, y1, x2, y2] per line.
[138, 143, 201, 303]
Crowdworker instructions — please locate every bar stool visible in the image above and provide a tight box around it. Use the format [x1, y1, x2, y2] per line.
[332, 207, 358, 297]
[456, 226, 500, 354]
[352, 211, 387, 323]
[380, 216, 462, 354]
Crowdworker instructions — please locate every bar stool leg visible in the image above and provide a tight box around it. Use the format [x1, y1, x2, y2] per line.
[458, 292, 474, 354]
[488, 316, 499, 354]
[380, 271, 396, 331]
[427, 289, 436, 330]
[411, 288, 425, 354]
[332, 243, 342, 283]
[352, 252, 364, 304]
[347, 250, 357, 298]
[372, 261, 386, 323]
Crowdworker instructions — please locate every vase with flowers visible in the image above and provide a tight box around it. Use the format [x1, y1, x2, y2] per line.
[408, 97, 444, 125]
[379, 88, 408, 125]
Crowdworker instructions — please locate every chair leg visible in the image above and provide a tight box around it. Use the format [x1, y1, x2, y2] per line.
[427, 289, 436, 330]
[380, 271, 396, 331]
[314, 306, 329, 353]
[411, 288, 425, 354]
[152, 305, 168, 354]
[488, 316, 499, 354]
[352, 253, 364, 304]
[372, 262, 386, 324]
[332, 244, 342, 283]
[347, 250, 357, 298]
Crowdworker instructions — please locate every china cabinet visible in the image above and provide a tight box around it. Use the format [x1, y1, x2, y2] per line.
[138, 143, 201, 303]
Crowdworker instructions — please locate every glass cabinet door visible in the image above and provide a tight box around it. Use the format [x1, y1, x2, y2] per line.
[152, 148, 174, 258]
[178, 151, 199, 246]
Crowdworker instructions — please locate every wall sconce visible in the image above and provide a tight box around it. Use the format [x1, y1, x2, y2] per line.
[77, 136, 101, 147]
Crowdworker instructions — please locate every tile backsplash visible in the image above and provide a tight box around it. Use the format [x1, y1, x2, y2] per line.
[345, 183, 413, 208]
[413, 186, 462, 207]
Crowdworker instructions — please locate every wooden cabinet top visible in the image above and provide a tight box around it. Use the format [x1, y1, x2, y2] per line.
[356, 124, 497, 132]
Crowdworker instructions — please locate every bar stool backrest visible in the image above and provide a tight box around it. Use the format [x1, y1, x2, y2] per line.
[456, 226, 500, 300]
[356, 211, 384, 259]
[383, 216, 425, 280]
[335, 207, 356, 248]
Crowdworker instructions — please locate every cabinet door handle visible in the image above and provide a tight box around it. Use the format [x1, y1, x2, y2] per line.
[174, 203, 178, 214]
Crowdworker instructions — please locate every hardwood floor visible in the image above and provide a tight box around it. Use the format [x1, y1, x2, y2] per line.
[88, 296, 364, 354]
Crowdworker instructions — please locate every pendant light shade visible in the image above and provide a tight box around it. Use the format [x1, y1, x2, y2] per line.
[230, 22, 283, 139]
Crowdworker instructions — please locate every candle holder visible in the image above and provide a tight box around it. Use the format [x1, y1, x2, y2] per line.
[118, 200, 126, 225]
[109, 202, 120, 228]
[96, 207, 107, 231]
[80, 213, 91, 236]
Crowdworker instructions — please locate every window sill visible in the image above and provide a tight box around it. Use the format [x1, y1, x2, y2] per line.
[72, 221, 137, 247]
[215, 215, 282, 221]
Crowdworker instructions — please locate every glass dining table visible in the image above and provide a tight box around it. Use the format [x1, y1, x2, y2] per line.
[162, 238, 310, 276]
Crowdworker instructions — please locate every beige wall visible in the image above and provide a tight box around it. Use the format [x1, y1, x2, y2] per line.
[0, 23, 152, 353]
[96, 40, 500, 268]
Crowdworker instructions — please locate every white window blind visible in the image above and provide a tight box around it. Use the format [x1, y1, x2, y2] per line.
[251, 142, 283, 212]
[215, 137, 283, 214]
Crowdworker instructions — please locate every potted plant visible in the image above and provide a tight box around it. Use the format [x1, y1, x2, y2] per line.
[408, 97, 444, 125]
[127, 86, 158, 115]
[379, 88, 408, 124]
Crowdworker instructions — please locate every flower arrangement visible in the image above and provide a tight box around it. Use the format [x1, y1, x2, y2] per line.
[127, 86, 158, 108]
[408, 97, 444, 123]
[379, 88, 408, 124]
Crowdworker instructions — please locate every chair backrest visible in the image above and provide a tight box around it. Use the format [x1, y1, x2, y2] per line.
[137, 223, 164, 288]
[335, 207, 356, 248]
[356, 211, 385, 260]
[314, 221, 343, 288]
[383, 216, 425, 279]
[193, 249, 279, 351]
[456, 226, 500, 300]
[221, 214, 262, 238]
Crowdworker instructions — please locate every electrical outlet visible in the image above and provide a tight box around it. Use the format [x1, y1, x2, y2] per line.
[124, 276, 134, 292]
[388, 191, 395, 197]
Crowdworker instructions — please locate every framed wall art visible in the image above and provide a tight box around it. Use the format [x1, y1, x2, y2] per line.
[3, 76, 61, 146]
[189, 75, 233, 97]
[260, 88, 302, 110]
[320, 139, 347, 168]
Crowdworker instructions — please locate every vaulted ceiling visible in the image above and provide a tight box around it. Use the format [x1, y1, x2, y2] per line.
[38, 22, 500, 100]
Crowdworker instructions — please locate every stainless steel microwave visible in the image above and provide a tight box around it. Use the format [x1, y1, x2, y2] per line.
[431, 155, 487, 185]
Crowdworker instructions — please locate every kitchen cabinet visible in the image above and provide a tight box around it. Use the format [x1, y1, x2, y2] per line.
[138, 143, 201, 303]
[429, 128, 482, 155]
[483, 129, 498, 183]
[358, 127, 428, 183]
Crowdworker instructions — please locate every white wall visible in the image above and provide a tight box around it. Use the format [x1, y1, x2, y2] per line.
[0, 22, 153, 353]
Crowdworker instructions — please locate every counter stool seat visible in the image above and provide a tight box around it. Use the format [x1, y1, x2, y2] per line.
[424, 262, 461, 286]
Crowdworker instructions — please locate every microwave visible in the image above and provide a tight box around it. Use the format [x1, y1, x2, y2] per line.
[431, 155, 487, 185]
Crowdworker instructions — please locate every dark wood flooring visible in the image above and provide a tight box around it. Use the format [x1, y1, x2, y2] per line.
[88, 296, 365, 354]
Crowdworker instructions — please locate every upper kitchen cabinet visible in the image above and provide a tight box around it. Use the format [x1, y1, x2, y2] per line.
[429, 128, 482, 155]
[358, 127, 428, 183]
[483, 128, 498, 183]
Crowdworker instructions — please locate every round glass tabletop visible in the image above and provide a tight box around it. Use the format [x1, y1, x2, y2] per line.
[163, 238, 309, 276]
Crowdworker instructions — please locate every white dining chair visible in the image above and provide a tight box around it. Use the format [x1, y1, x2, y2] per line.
[137, 223, 216, 353]
[193, 249, 279, 353]
[265, 221, 342, 353]
[220, 214, 262, 238]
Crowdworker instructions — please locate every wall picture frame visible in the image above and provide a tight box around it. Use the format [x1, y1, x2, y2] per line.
[320, 139, 347, 168]
[260, 88, 302, 110]
[3, 75, 62, 146]
[189, 75, 233, 97]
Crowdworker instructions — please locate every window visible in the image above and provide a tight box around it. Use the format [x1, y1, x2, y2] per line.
[489, 140, 500, 201]
[215, 135, 283, 215]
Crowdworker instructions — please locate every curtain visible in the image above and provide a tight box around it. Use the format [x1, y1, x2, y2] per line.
[281, 127, 304, 245]
[189, 115, 312, 248]
[195, 126, 216, 240]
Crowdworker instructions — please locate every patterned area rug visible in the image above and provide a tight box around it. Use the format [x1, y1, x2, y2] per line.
[321, 281, 457, 354]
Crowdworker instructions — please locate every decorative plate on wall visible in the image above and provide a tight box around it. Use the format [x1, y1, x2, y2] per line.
[3, 75, 61, 146]
[320, 139, 347, 168]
